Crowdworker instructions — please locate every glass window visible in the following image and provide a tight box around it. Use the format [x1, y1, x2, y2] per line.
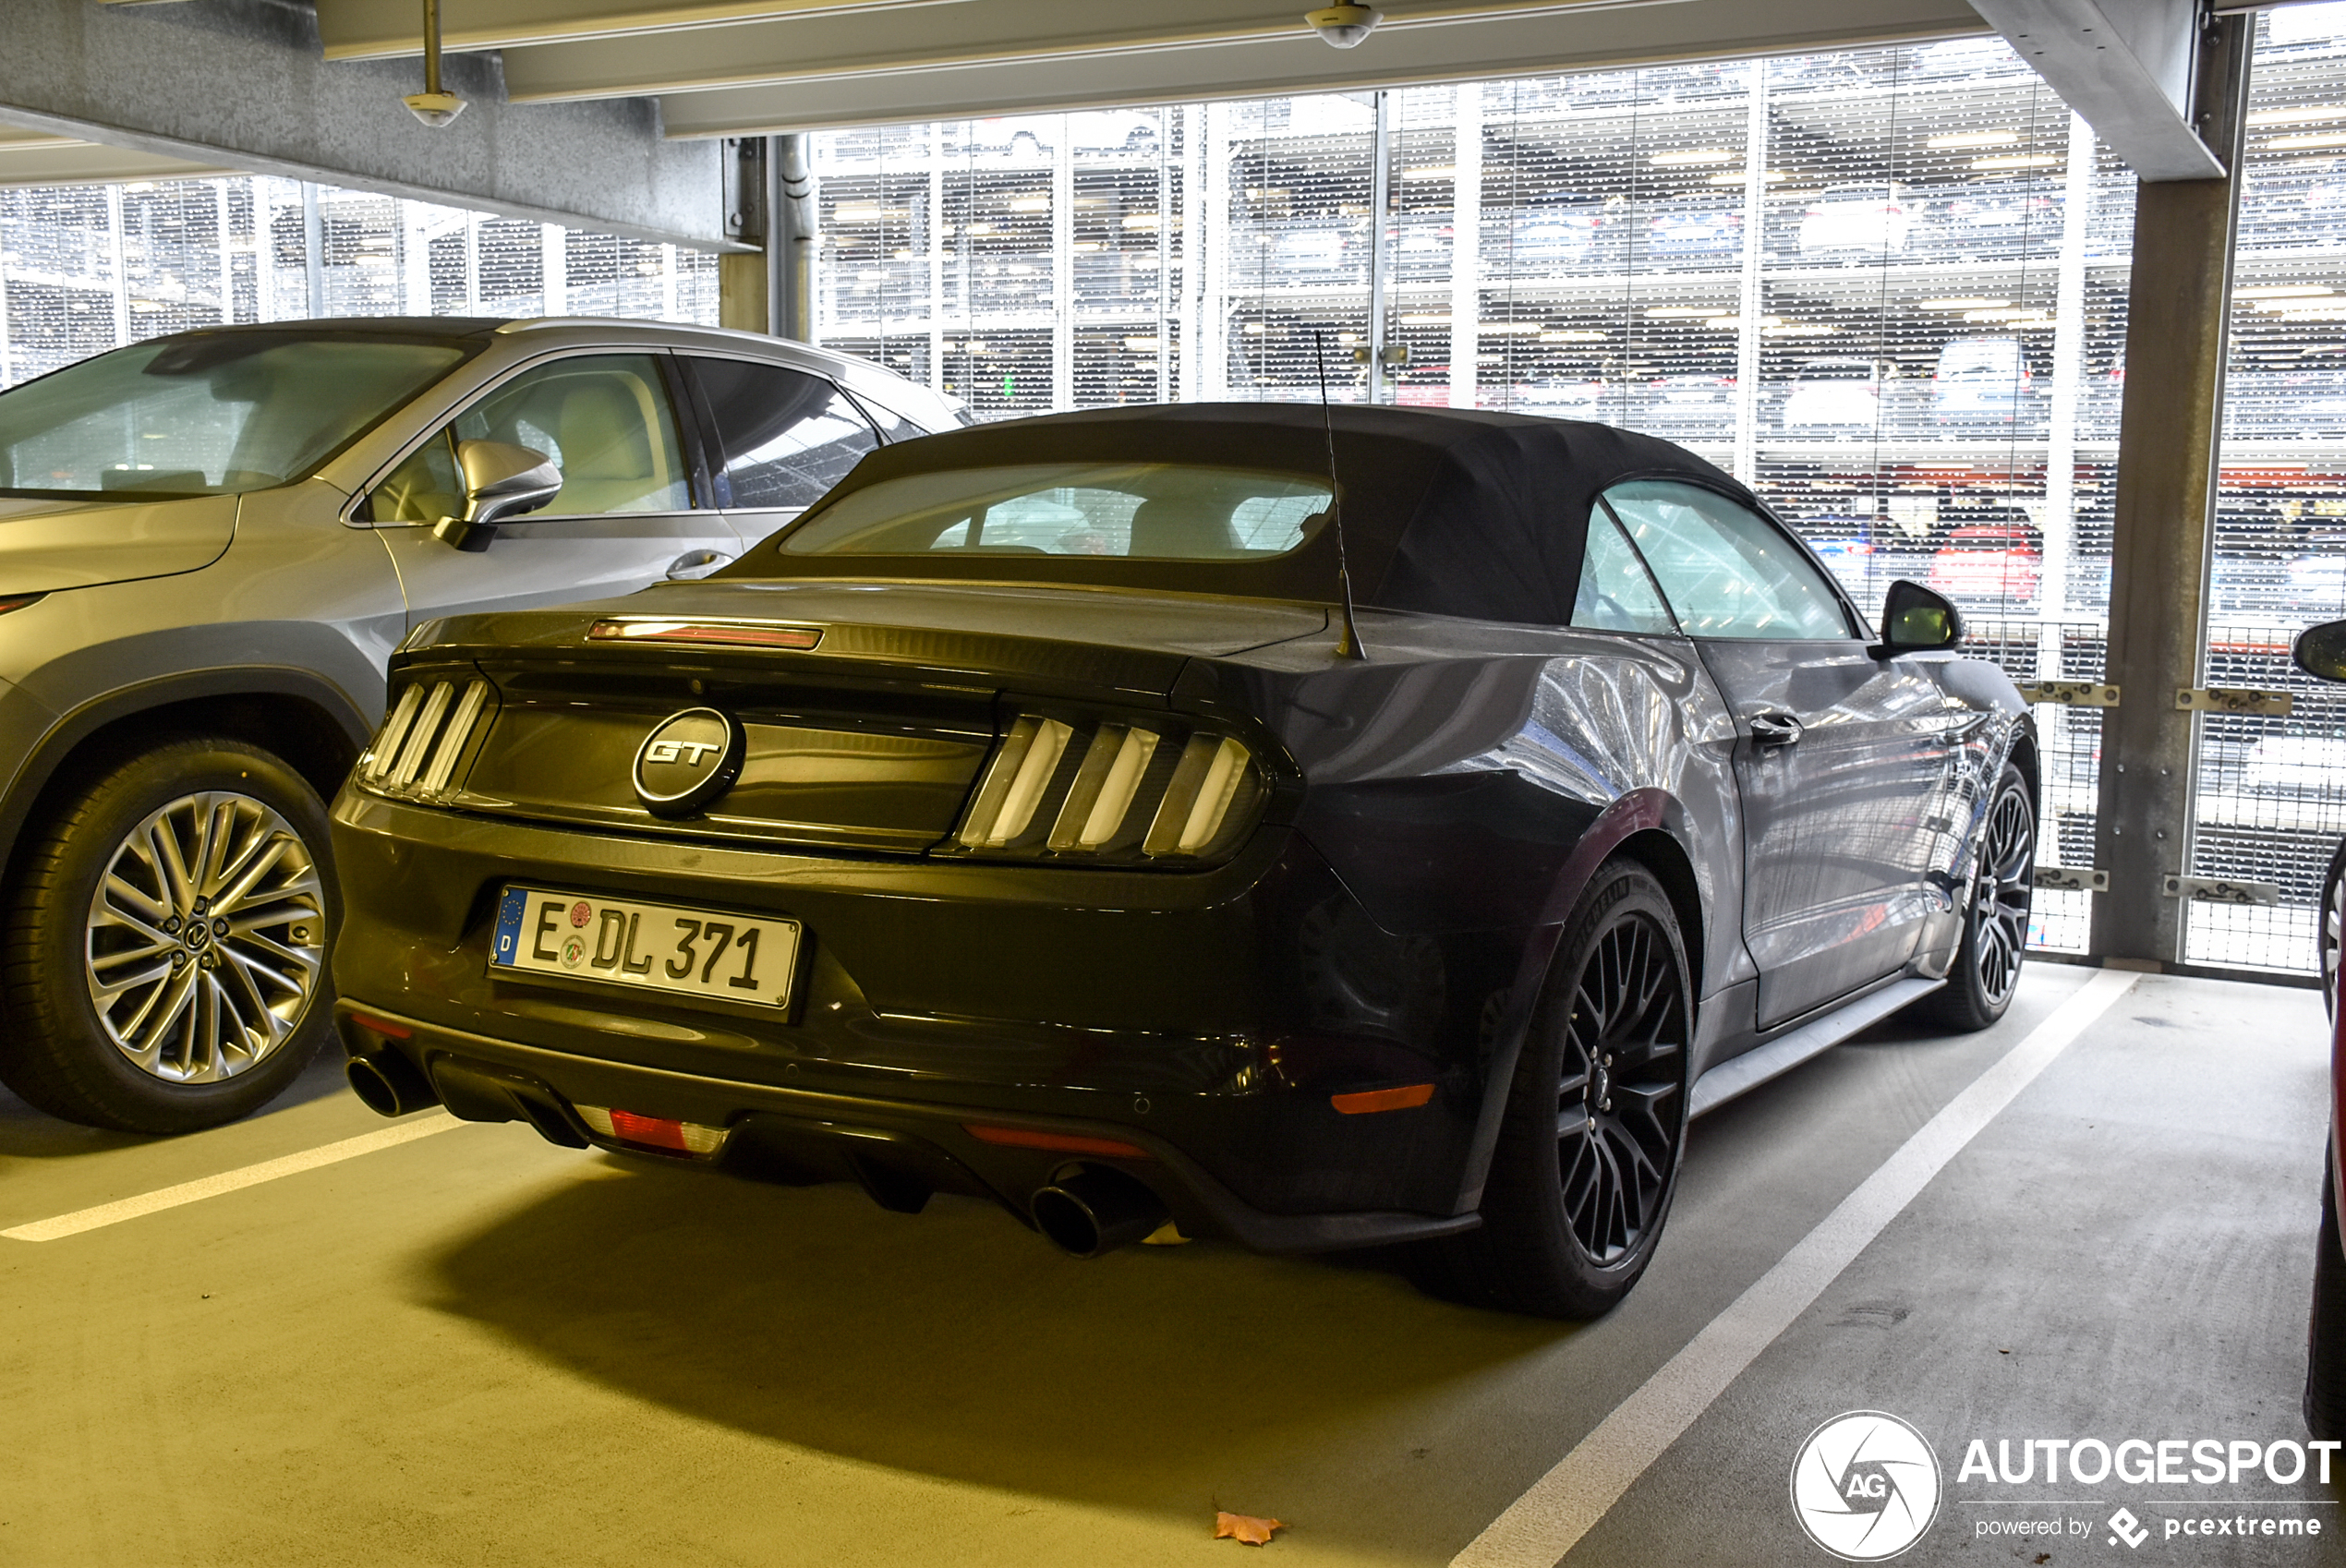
[780, 463, 1334, 559]
[1601, 478, 1852, 640]
[367, 353, 689, 523]
[0, 333, 466, 499]
[690, 357, 878, 510]
[1572, 505, 1677, 633]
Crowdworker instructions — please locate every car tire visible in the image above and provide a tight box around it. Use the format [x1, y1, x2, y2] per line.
[2319, 838, 2345, 1022]
[2308, 1152, 2346, 1441]
[1411, 859, 1691, 1319]
[0, 738, 338, 1134]
[1921, 761, 2036, 1032]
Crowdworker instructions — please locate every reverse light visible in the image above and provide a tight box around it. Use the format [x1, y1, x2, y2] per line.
[953, 711, 1267, 863]
[578, 1105, 728, 1155]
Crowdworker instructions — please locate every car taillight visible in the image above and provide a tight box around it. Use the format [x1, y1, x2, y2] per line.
[356, 675, 499, 800]
[951, 712, 1267, 863]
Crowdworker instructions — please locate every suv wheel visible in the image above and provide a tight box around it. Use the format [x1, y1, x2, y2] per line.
[0, 738, 337, 1134]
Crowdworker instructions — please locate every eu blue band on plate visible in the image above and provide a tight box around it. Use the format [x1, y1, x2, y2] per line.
[491, 886, 529, 964]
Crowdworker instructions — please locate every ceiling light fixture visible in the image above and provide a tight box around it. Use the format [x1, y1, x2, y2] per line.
[403, 0, 465, 127]
[1305, 3, 1380, 47]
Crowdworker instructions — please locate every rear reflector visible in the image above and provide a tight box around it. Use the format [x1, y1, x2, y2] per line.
[348, 1013, 413, 1040]
[578, 1105, 729, 1155]
[587, 619, 822, 650]
[962, 1123, 1152, 1159]
[1330, 1083, 1435, 1115]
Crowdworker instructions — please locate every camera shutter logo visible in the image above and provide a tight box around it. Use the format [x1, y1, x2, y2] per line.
[1790, 1411, 1941, 1561]
[633, 708, 745, 817]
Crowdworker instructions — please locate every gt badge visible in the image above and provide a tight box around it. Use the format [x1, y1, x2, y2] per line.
[633, 707, 745, 817]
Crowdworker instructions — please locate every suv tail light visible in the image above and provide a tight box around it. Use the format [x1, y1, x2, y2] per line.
[951, 713, 1267, 864]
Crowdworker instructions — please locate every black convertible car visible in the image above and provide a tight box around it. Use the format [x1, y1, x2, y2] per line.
[329, 404, 2036, 1318]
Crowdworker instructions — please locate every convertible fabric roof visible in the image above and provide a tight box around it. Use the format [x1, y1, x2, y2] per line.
[740, 402, 1747, 625]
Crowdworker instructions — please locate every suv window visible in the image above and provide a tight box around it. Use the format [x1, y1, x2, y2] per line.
[1600, 479, 1852, 640]
[366, 353, 689, 524]
[688, 357, 878, 510]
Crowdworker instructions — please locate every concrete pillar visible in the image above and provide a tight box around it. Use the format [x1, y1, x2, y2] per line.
[2089, 13, 2253, 965]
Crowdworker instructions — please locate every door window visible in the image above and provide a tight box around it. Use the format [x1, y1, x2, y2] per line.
[365, 354, 688, 523]
[1599, 479, 1853, 640]
[688, 358, 879, 510]
[1572, 504, 1677, 633]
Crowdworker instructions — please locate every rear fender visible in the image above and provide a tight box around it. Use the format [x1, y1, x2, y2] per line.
[1450, 786, 1681, 1212]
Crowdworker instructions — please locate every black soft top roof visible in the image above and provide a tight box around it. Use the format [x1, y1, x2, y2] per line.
[733, 402, 1747, 624]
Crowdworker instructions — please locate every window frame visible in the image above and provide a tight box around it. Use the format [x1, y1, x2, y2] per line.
[678, 354, 882, 513]
[1594, 474, 1868, 643]
[345, 346, 709, 526]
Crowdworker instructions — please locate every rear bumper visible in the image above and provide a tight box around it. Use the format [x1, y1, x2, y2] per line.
[336, 1001, 1479, 1254]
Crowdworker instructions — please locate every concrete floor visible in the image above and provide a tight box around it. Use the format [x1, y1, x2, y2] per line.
[0, 968, 2337, 1567]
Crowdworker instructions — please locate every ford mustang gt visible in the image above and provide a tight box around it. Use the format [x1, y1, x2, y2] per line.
[329, 404, 2036, 1318]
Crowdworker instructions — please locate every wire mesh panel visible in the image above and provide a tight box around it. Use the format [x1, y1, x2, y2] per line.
[0, 177, 716, 392]
[2188, 6, 2346, 973]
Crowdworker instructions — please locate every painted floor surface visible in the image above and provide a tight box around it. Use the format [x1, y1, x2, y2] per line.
[0, 969, 2334, 1567]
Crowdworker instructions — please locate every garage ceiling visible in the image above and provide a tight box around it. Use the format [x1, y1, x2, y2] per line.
[307, 0, 1990, 136]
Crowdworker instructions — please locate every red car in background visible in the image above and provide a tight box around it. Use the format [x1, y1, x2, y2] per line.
[1929, 515, 2043, 606]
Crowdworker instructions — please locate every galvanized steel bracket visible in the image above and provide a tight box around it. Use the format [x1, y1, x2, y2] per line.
[2014, 681, 2121, 706]
[2160, 874, 2280, 906]
[2033, 865, 2109, 892]
[2175, 686, 2292, 716]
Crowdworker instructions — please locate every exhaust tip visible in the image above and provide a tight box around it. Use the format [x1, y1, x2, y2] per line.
[1032, 1167, 1170, 1259]
[345, 1052, 440, 1118]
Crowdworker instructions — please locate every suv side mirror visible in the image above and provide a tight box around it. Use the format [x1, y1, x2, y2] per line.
[431, 440, 562, 550]
[1871, 579, 1962, 658]
[2296, 619, 2346, 683]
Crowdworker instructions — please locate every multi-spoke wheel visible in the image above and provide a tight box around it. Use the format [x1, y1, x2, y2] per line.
[1411, 859, 1690, 1319]
[1921, 761, 2036, 1031]
[0, 738, 339, 1133]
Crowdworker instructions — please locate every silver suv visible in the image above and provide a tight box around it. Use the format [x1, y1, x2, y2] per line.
[0, 316, 963, 1134]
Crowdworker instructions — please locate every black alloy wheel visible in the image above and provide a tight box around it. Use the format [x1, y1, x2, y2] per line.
[1412, 859, 1690, 1319]
[2319, 838, 2345, 1020]
[1924, 761, 2035, 1031]
[0, 738, 339, 1134]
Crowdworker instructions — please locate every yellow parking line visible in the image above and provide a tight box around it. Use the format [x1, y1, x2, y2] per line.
[2, 1111, 466, 1242]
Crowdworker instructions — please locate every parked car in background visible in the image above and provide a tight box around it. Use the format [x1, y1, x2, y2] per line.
[330, 403, 2037, 1320]
[1926, 178, 2062, 261]
[0, 317, 961, 1135]
[1645, 199, 1743, 258]
[1798, 183, 1917, 258]
[1929, 511, 2043, 605]
[1779, 358, 1892, 434]
[1932, 337, 2036, 430]
[1503, 197, 1609, 268]
[1635, 372, 1737, 438]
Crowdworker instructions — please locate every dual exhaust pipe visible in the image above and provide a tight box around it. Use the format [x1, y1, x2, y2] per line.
[349, 1043, 1172, 1258]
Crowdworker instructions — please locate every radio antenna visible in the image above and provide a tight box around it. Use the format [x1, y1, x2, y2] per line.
[1313, 330, 1365, 661]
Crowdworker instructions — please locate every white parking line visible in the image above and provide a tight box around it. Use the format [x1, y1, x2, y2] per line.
[2, 1111, 467, 1242]
[1451, 967, 2140, 1568]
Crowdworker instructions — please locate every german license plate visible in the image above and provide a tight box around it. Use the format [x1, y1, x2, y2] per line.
[490, 887, 798, 1008]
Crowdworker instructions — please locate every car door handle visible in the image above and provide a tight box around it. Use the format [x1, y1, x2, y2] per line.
[665, 549, 733, 581]
[1748, 712, 1805, 748]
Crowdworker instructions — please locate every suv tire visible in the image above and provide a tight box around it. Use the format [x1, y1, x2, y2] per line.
[0, 738, 338, 1134]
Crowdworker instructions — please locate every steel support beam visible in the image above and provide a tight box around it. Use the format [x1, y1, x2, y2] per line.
[1969, 0, 2222, 180]
[2089, 11, 2252, 966]
[0, 0, 726, 248]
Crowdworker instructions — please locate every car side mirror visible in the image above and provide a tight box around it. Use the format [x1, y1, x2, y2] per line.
[431, 440, 562, 551]
[2295, 619, 2346, 683]
[1871, 579, 1962, 658]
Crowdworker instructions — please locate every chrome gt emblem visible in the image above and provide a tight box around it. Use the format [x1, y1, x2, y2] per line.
[633, 707, 745, 817]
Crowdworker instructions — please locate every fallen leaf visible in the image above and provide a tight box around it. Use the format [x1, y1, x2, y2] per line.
[1215, 1511, 1284, 1545]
